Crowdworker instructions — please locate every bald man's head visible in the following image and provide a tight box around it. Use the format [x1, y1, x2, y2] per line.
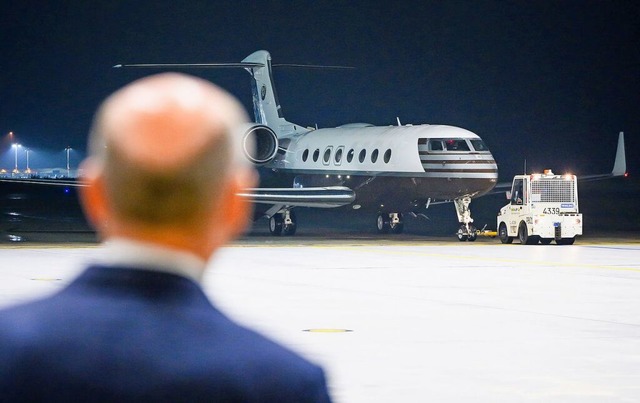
[84, 73, 253, 233]
[90, 73, 248, 170]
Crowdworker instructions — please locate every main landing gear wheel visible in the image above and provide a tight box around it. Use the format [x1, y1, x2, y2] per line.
[499, 223, 513, 244]
[269, 214, 283, 236]
[269, 210, 297, 236]
[376, 213, 390, 234]
[377, 213, 404, 234]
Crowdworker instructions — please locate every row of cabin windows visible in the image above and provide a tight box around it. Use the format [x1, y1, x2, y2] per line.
[301, 147, 392, 165]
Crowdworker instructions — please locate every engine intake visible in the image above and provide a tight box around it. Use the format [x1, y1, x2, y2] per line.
[242, 124, 278, 165]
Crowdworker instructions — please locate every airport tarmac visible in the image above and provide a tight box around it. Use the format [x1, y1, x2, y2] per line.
[0, 237, 639, 402]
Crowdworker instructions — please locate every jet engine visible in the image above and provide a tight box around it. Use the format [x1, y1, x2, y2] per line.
[242, 124, 279, 165]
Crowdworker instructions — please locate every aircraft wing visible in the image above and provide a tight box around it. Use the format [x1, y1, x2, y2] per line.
[237, 186, 355, 208]
[0, 178, 84, 187]
[0, 178, 356, 210]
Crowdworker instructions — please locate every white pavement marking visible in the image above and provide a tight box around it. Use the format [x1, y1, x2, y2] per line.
[1, 242, 640, 402]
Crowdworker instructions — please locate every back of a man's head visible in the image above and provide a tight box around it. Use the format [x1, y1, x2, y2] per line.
[80, 73, 255, 256]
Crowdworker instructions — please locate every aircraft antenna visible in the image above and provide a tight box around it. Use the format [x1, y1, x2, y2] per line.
[396, 117, 402, 126]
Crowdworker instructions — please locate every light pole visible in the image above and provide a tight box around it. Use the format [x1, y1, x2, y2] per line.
[25, 149, 31, 174]
[12, 143, 21, 174]
[65, 146, 72, 177]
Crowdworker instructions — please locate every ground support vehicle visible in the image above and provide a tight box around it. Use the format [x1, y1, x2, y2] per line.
[497, 170, 582, 245]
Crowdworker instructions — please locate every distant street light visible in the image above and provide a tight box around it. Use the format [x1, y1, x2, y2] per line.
[12, 143, 21, 174]
[65, 146, 72, 177]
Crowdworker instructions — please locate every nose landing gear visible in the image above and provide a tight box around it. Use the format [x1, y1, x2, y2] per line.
[454, 196, 476, 242]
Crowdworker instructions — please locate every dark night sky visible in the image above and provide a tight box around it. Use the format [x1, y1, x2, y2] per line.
[1, 1, 638, 178]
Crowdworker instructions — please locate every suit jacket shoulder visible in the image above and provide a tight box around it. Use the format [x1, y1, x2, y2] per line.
[0, 265, 331, 402]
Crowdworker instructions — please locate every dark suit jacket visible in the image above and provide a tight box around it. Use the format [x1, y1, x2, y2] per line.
[0, 265, 331, 402]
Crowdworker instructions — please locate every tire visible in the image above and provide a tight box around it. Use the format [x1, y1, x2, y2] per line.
[499, 223, 513, 244]
[390, 222, 404, 234]
[518, 222, 538, 245]
[269, 214, 283, 236]
[467, 225, 477, 242]
[556, 237, 575, 245]
[376, 213, 390, 234]
[282, 224, 296, 236]
[456, 226, 468, 242]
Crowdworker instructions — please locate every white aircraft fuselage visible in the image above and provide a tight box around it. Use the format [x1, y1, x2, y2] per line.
[262, 124, 498, 212]
[231, 50, 498, 237]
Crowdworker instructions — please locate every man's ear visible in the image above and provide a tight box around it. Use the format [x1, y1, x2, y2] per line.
[208, 168, 257, 244]
[223, 168, 258, 240]
[78, 158, 110, 235]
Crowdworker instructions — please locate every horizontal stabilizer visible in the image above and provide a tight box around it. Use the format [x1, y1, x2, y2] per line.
[113, 63, 353, 70]
[113, 62, 264, 69]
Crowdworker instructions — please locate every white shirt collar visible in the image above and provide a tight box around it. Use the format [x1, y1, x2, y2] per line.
[94, 237, 207, 283]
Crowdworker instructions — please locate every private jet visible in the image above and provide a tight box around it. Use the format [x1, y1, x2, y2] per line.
[118, 50, 504, 240]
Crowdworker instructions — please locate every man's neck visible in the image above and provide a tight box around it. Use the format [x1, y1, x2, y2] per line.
[97, 236, 209, 282]
[102, 223, 221, 262]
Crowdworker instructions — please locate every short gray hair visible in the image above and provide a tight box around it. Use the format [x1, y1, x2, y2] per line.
[98, 132, 231, 227]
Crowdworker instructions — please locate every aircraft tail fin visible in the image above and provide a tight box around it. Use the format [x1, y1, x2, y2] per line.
[114, 50, 354, 138]
[239, 51, 352, 136]
[114, 53, 299, 136]
[240, 51, 301, 136]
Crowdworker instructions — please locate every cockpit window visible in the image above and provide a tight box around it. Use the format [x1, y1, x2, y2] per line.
[426, 138, 473, 152]
[428, 140, 443, 151]
[470, 139, 489, 152]
[444, 139, 470, 151]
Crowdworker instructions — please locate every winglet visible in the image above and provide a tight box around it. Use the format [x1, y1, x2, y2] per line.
[611, 132, 626, 177]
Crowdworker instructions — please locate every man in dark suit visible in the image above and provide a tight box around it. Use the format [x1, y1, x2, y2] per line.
[0, 73, 332, 402]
